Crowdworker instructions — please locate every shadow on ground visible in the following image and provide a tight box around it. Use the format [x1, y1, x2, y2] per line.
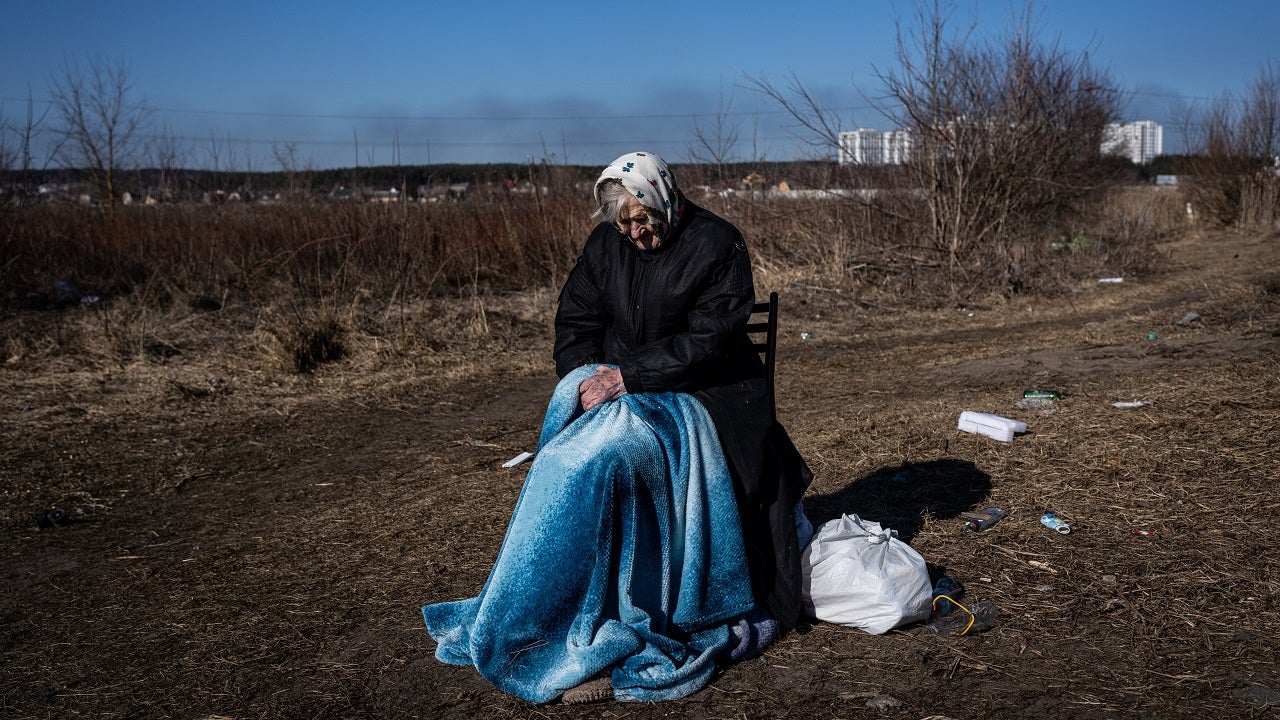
[801, 459, 992, 542]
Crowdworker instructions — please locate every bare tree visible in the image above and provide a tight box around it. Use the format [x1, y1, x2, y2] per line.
[149, 123, 189, 203]
[1243, 62, 1280, 229]
[1186, 96, 1253, 225]
[1, 86, 61, 204]
[1240, 60, 1280, 162]
[880, 1, 1121, 283]
[749, 0, 1122, 295]
[48, 55, 152, 207]
[1185, 61, 1280, 227]
[688, 83, 742, 184]
[205, 130, 226, 175]
[747, 69, 847, 159]
[272, 141, 302, 199]
[0, 106, 11, 172]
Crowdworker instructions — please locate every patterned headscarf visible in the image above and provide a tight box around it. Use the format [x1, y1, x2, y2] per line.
[593, 151, 683, 229]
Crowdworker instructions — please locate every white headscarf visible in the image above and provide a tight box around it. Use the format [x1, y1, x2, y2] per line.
[593, 151, 684, 229]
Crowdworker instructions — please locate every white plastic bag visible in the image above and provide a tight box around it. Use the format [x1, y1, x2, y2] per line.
[800, 513, 933, 634]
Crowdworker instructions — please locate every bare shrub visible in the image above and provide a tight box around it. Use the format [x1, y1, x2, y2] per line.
[701, 190, 924, 296]
[1, 187, 597, 369]
[695, 179, 1179, 304]
[1182, 61, 1280, 229]
[1062, 187, 1170, 281]
[882, 2, 1124, 295]
[283, 311, 346, 373]
[2, 192, 592, 311]
[3, 155, 1183, 373]
[752, 1, 1127, 301]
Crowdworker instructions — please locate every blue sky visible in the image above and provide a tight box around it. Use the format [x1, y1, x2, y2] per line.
[2, 0, 1277, 170]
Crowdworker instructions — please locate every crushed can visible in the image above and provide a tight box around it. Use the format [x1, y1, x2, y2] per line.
[1040, 513, 1071, 534]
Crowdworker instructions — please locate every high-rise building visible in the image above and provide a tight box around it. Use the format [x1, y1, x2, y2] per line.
[839, 120, 1163, 166]
[838, 129, 914, 165]
[1103, 121, 1163, 164]
[839, 129, 881, 164]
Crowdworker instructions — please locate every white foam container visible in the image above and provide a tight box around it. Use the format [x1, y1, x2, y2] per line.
[958, 411, 1027, 443]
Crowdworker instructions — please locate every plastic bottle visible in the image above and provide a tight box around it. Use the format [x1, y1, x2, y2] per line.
[931, 576, 962, 617]
[928, 600, 998, 637]
[964, 507, 1007, 532]
[1022, 389, 1062, 399]
[1016, 397, 1055, 410]
[35, 508, 69, 529]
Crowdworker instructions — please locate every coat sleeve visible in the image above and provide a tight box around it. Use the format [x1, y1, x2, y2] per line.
[552, 242, 608, 378]
[618, 234, 755, 393]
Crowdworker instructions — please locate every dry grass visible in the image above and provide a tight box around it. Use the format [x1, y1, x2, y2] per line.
[1, 185, 1278, 718]
[2, 184, 1193, 380]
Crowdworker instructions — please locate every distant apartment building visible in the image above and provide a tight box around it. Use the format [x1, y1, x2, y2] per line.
[839, 120, 1164, 165]
[838, 129, 913, 165]
[1102, 120, 1163, 165]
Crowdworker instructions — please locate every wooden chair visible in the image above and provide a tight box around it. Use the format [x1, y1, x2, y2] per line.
[746, 292, 780, 419]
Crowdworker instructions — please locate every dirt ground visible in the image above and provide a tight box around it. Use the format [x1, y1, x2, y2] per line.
[2, 229, 1278, 719]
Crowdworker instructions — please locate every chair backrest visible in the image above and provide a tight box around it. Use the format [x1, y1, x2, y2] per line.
[746, 291, 779, 417]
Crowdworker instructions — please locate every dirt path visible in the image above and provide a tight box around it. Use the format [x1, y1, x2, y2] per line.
[2, 230, 1278, 719]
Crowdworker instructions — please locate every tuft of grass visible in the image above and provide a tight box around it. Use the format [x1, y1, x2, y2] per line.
[285, 314, 346, 373]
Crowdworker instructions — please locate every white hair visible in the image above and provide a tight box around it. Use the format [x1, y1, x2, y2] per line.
[594, 180, 667, 234]
[594, 180, 631, 223]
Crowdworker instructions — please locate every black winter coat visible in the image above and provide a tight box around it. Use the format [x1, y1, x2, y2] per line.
[553, 201, 813, 628]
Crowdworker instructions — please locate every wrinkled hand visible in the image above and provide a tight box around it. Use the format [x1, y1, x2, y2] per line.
[579, 366, 627, 411]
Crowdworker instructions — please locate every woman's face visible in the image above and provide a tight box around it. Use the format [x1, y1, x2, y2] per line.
[617, 197, 661, 251]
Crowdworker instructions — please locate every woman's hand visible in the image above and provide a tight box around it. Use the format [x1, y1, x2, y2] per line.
[579, 366, 627, 411]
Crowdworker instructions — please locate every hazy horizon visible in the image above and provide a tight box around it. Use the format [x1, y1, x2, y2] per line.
[3, 0, 1276, 171]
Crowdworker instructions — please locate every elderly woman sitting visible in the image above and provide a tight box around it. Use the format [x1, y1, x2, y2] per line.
[421, 152, 811, 704]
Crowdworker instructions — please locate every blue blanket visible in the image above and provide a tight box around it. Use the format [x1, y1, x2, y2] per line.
[421, 365, 756, 703]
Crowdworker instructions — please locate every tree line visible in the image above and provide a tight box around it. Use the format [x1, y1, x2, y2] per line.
[3, 2, 1276, 254]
